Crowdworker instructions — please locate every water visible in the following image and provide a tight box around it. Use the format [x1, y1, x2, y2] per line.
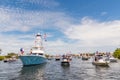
[0, 58, 120, 80]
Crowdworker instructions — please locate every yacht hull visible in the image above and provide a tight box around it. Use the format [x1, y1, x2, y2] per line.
[19, 55, 47, 66]
[92, 61, 109, 66]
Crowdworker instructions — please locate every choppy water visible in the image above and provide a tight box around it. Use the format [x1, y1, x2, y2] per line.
[0, 58, 120, 80]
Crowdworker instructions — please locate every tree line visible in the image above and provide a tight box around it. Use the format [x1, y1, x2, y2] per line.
[113, 48, 120, 59]
[0, 53, 18, 61]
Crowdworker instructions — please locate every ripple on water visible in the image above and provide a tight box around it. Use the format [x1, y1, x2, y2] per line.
[0, 59, 120, 80]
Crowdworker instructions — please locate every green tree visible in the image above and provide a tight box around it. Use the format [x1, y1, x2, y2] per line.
[0, 56, 5, 61]
[113, 48, 120, 59]
[5, 52, 18, 59]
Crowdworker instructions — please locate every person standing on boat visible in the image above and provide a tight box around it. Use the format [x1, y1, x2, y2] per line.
[95, 55, 98, 61]
[30, 49, 32, 54]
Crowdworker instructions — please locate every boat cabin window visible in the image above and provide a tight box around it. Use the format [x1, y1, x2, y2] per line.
[31, 53, 37, 55]
[38, 53, 43, 55]
[31, 53, 43, 55]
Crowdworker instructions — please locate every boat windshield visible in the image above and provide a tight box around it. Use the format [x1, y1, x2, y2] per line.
[31, 53, 43, 55]
[32, 47, 40, 50]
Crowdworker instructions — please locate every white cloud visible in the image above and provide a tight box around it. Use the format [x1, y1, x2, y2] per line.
[0, 34, 34, 54]
[44, 39, 83, 54]
[0, 7, 119, 54]
[0, 7, 73, 54]
[65, 17, 120, 49]
[0, 8, 72, 32]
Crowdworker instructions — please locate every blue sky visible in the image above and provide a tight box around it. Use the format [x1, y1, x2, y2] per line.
[0, 0, 120, 55]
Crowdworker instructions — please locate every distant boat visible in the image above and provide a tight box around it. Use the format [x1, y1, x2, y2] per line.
[19, 33, 47, 66]
[55, 55, 61, 61]
[3, 56, 17, 63]
[82, 56, 89, 60]
[92, 59, 109, 66]
[109, 57, 117, 62]
[61, 55, 70, 66]
[3, 58, 9, 63]
[92, 55, 109, 66]
[47, 56, 53, 60]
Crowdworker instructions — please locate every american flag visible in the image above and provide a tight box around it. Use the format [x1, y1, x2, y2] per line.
[20, 48, 24, 54]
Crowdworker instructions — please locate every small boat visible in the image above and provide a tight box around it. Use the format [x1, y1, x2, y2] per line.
[19, 33, 47, 66]
[61, 58, 70, 66]
[10, 56, 17, 62]
[47, 57, 52, 60]
[3, 58, 9, 62]
[3, 56, 17, 63]
[61, 55, 70, 66]
[92, 55, 109, 66]
[92, 59, 109, 66]
[109, 57, 117, 62]
[55, 55, 61, 61]
[82, 56, 89, 60]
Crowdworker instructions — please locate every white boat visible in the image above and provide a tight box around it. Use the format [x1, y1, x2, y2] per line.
[61, 55, 71, 66]
[19, 33, 47, 66]
[92, 55, 109, 66]
[109, 57, 117, 62]
[61, 58, 70, 66]
[92, 59, 109, 66]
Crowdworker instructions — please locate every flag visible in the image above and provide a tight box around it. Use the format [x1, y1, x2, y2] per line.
[20, 48, 24, 54]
